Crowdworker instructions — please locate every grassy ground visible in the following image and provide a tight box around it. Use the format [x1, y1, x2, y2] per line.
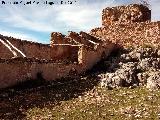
[25, 87, 160, 120]
[1, 74, 160, 120]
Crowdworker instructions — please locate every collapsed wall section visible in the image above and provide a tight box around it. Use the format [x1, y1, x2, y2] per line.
[50, 32, 68, 44]
[50, 32, 78, 45]
[67, 31, 102, 50]
[91, 21, 160, 47]
[68, 32, 93, 46]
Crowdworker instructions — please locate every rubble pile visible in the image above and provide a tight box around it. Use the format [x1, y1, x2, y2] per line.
[99, 46, 160, 90]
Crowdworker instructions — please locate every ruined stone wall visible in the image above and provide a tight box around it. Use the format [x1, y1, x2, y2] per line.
[9, 38, 51, 59]
[50, 32, 67, 44]
[91, 21, 160, 47]
[50, 32, 78, 45]
[0, 58, 84, 88]
[0, 60, 32, 88]
[68, 31, 97, 49]
[50, 32, 83, 63]
[0, 42, 13, 58]
[0, 35, 51, 59]
[0, 3, 126, 89]
[50, 31, 108, 63]
[50, 45, 80, 63]
[80, 43, 115, 70]
[102, 4, 151, 26]
[0, 40, 115, 89]
[0, 35, 80, 63]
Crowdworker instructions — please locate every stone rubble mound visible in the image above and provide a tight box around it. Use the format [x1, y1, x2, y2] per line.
[99, 46, 160, 90]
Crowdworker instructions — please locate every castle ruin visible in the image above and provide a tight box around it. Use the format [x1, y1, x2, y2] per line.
[0, 4, 160, 88]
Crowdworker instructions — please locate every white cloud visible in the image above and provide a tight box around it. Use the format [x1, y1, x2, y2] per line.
[55, 6, 100, 30]
[0, 0, 114, 33]
[53, 1, 116, 32]
[0, 6, 57, 32]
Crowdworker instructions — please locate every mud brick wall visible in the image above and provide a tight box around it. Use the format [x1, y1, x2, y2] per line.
[90, 21, 160, 48]
[102, 4, 151, 26]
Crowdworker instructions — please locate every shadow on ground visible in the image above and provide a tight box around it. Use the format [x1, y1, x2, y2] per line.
[0, 71, 100, 119]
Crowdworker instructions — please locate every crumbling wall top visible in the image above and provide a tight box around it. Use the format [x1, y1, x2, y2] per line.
[50, 32, 66, 45]
[102, 4, 151, 26]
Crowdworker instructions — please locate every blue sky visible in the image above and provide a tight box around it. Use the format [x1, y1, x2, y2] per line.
[0, 0, 160, 43]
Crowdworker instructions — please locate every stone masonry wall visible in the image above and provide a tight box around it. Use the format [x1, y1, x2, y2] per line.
[50, 32, 78, 45]
[81, 43, 115, 70]
[102, 4, 151, 26]
[0, 35, 80, 63]
[0, 35, 51, 59]
[0, 58, 83, 88]
[0, 42, 13, 58]
[50, 45, 80, 63]
[11, 40, 51, 59]
[90, 21, 160, 48]
[0, 41, 115, 89]
[50, 32, 67, 44]
[0, 31, 115, 89]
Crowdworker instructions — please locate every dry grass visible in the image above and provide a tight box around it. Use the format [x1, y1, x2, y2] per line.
[1, 74, 160, 120]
